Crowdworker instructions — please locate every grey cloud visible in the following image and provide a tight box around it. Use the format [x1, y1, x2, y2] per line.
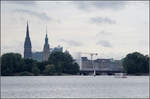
[95, 31, 112, 47]
[90, 17, 116, 24]
[60, 39, 83, 47]
[96, 30, 112, 37]
[73, 1, 126, 10]
[96, 40, 112, 47]
[14, 9, 51, 21]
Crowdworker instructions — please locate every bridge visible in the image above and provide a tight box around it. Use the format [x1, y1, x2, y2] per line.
[79, 69, 123, 75]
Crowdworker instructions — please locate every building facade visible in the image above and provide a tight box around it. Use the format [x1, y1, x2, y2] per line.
[81, 57, 123, 72]
[24, 21, 32, 59]
[32, 52, 43, 62]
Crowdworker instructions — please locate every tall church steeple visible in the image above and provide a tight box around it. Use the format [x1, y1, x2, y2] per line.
[24, 21, 32, 59]
[43, 25, 50, 61]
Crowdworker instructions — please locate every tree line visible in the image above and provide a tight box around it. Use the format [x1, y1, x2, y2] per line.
[1, 51, 79, 76]
[0, 51, 149, 76]
[122, 52, 149, 75]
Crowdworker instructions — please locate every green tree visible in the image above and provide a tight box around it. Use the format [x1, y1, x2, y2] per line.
[1, 52, 80, 76]
[23, 59, 37, 72]
[36, 61, 48, 74]
[43, 64, 56, 75]
[71, 63, 80, 74]
[32, 65, 40, 76]
[122, 52, 149, 74]
[48, 51, 79, 75]
[1, 53, 23, 76]
[63, 62, 79, 74]
[144, 55, 149, 73]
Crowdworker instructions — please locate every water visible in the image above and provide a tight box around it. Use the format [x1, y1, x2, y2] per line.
[1, 76, 149, 98]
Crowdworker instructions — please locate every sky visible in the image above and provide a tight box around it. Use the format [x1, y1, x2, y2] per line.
[1, 1, 149, 60]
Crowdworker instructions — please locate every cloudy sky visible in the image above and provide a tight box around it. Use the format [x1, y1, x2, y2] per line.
[1, 1, 149, 60]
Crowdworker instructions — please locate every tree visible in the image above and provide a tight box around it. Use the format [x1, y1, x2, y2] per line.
[63, 62, 79, 74]
[36, 61, 48, 74]
[32, 66, 40, 76]
[1, 53, 23, 76]
[71, 63, 80, 74]
[1, 52, 80, 76]
[144, 55, 149, 73]
[122, 52, 149, 74]
[23, 59, 37, 72]
[48, 51, 79, 75]
[43, 64, 56, 75]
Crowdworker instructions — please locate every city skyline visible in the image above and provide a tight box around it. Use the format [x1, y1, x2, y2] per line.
[1, 1, 149, 59]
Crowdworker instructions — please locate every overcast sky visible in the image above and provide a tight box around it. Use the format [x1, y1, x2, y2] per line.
[1, 1, 149, 60]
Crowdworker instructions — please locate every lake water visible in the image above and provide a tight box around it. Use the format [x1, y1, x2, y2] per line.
[1, 76, 149, 98]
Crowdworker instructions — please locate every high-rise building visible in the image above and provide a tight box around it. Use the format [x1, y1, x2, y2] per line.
[43, 27, 50, 61]
[24, 21, 32, 59]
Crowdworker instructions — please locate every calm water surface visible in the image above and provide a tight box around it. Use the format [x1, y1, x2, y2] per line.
[1, 76, 149, 98]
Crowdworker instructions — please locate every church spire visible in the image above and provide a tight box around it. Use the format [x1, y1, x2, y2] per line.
[26, 20, 29, 37]
[43, 25, 50, 61]
[45, 25, 48, 45]
[24, 21, 32, 59]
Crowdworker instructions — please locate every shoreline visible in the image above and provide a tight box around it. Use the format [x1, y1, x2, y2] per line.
[1, 74, 149, 77]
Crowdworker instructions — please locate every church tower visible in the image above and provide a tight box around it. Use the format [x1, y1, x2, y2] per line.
[43, 26, 50, 61]
[24, 21, 32, 59]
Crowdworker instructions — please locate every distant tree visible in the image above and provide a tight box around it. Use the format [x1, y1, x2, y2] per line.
[144, 55, 149, 73]
[48, 51, 79, 75]
[32, 65, 40, 76]
[71, 63, 80, 74]
[56, 62, 63, 75]
[63, 62, 79, 74]
[36, 61, 48, 73]
[1, 53, 23, 76]
[122, 52, 149, 74]
[22, 59, 37, 72]
[43, 64, 56, 75]
[1, 52, 80, 76]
